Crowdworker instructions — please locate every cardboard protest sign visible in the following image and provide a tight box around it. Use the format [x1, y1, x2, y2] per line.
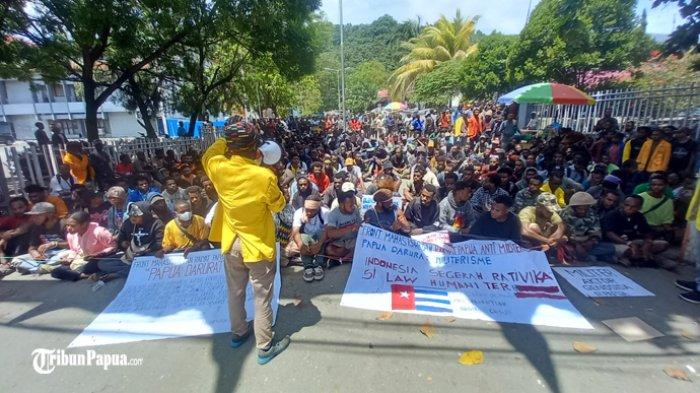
[554, 266, 654, 298]
[69, 248, 281, 347]
[341, 225, 592, 329]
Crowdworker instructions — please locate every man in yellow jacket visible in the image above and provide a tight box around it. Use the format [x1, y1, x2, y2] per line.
[202, 120, 289, 365]
[635, 128, 672, 173]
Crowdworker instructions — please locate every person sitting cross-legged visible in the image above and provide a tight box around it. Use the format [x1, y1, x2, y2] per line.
[601, 195, 675, 269]
[50, 211, 117, 281]
[323, 191, 362, 262]
[560, 192, 615, 262]
[159, 200, 210, 257]
[519, 192, 567, 257]
[11, 202, 66, 274]
[291, 195, 329, 282]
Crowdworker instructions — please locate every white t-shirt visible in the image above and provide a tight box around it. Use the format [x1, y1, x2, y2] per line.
[292, 207, 330, 237]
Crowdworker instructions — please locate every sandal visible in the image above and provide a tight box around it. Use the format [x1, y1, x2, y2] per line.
[0, 263, 14, 277]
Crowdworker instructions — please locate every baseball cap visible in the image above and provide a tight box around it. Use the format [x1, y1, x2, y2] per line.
[25, 202, 56, 215]
[536, 192, 560, 213]
[344, 157, 355, 166]
[341, 182, 356, 193]
[603, 175, 622, 185]
[382, 161, 394, 170]
[128, 203, 145, 217]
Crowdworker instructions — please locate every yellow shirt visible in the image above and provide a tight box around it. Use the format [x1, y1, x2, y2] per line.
[162, 215, 208, 250]
[453, 117, 465, 137]
[685, 179, 700, 231]
[203, 138, 285, 262]
[518, 206, 563, 237]
[540, 182, 566, 207]
[62, 152, 93, 184]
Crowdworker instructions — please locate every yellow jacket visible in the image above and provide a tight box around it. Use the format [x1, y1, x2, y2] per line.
[540, 182, 566, 207]
[636, 139, 671, 173]
[202, 138, 286, 262]
[454, 117, 465, 137]
[62, 152, 94, 184]
[686, 178, 700, 231]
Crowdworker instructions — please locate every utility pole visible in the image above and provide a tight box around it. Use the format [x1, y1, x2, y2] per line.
[339, 0, 347, 134]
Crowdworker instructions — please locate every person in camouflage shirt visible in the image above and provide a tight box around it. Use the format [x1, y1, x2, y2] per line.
[561, 192, 615, 262]
[513, 175, 543, 212]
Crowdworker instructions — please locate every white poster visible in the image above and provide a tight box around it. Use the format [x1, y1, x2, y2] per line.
[554, 266, 654, 298]
[341, 225, 592, 329]
[69, 248, 281, 347]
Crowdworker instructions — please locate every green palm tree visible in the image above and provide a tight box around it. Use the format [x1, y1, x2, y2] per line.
[389, 10, 479, 99]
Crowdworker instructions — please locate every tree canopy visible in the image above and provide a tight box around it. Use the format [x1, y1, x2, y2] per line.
[389, 11, 479, 99]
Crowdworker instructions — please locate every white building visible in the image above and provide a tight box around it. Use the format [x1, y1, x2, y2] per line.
[0, 78, 151, 140]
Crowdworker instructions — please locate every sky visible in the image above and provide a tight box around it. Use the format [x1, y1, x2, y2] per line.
[320, 0, 681, 36]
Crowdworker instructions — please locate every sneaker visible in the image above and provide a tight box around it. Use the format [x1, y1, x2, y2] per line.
[675, 280, 697, 292]
[302, 268, 314, 282]
[230, 327, 251, 349]
[313, 266, 324, 281]
[679, 291, 700, 304]
[257, 336, 290, 365]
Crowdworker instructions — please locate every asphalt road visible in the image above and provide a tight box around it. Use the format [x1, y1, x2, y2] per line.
[0, 262, 698, 393]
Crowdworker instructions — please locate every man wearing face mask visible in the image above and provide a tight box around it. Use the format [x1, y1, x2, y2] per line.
[160, 200, 209, 257]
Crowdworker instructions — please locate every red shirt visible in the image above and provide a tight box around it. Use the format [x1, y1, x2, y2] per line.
[308, 173, 330, 194]
[0, 215, 27, 231]
[115, 162, 134, 176]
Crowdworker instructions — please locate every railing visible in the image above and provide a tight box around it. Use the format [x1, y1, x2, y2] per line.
[0, 130, 218, 209]
[526, 84, 699, 135]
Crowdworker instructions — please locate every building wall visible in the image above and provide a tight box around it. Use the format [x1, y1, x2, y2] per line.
[5, 80, 33, 104]
[107, 112, 143, 137]
[8, 114, 37, 140]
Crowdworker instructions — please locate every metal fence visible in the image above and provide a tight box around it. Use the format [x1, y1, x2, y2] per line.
[526, 84, 700, 135]
[0, 130, 218, 209]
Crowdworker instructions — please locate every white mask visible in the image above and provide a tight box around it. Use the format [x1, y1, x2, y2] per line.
[177, 211, 193, 222]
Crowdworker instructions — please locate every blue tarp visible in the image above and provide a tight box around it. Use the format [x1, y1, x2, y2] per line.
[165, 119, 226, 138]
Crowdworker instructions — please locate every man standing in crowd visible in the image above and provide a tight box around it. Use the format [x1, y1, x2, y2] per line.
[203, 120, 290, 365]
[34, 122, 50, 145]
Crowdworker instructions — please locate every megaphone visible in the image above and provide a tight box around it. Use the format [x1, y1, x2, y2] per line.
[259, 140, 282, 166]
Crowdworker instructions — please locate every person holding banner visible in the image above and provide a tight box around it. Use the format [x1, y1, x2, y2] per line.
[364, 189, 411, 234]
[202, 120, 290, 365]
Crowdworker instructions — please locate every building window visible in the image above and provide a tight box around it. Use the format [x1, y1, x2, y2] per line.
[31, 83, 49, 103]
[51, 83, 65, 98]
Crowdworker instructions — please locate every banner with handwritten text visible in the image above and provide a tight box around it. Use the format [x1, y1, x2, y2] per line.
[341, 225, 592, 329]
[69, 248, 281, 347]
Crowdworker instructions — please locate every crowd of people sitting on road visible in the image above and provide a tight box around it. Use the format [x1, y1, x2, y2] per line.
[1, 104, 699, 302]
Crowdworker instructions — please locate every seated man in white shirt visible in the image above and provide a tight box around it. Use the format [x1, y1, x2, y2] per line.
[50, 164, 75, 200]
[290, 195, 329, 283]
